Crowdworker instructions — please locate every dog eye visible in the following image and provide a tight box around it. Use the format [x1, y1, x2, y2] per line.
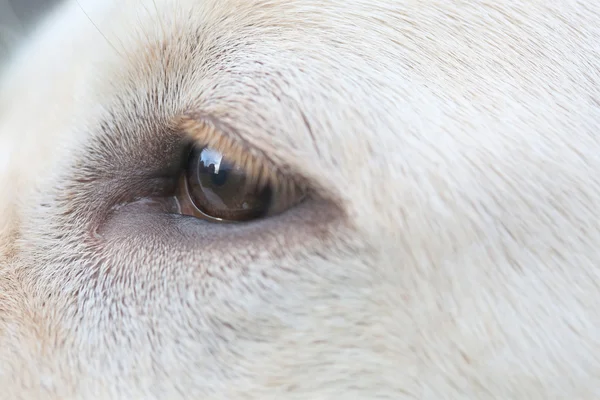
[177, 145, 303, 222]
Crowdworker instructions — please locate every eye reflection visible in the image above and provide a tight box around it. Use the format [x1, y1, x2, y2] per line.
[196, 147, 229, 189]
[198, 147, 223, 173]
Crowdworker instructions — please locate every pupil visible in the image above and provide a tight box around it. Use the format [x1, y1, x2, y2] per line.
[210, 168, 228, 186]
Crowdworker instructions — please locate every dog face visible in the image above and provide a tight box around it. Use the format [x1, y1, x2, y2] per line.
[1, 0, 599, 398]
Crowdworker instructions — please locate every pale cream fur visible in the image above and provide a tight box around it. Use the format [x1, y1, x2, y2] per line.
[1, 0, 600, 398]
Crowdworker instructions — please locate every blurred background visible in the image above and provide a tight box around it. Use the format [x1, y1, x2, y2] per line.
[0, 0, 58, 61]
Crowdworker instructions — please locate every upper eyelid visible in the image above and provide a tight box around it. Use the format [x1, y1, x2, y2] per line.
[177, 113, 306, 192]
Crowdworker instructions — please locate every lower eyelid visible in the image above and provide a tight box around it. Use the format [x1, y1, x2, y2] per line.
[110, 196, 181, 216]
[99, 195, 340, 249]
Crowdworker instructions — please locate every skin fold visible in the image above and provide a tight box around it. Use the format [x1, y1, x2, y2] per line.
[0, 0, 599, 398]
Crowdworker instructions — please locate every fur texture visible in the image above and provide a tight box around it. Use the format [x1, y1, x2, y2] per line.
[1, 0, 600, 398]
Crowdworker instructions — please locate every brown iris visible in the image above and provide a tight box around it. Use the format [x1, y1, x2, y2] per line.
[184, 146, 272, 222]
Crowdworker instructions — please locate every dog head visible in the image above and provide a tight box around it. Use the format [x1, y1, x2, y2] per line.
[1, 0, 599, 398]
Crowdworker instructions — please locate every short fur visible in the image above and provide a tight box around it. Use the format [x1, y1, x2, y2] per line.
[1, 0, 600, 398]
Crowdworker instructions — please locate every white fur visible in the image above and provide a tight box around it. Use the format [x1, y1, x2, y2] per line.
[1, 0, 600, 398]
